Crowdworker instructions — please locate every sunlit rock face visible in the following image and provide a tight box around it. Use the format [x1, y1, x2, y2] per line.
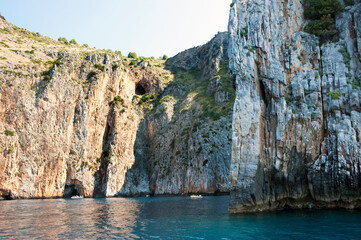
[228, 0, 361, 213]
[0, 16, 232, 199]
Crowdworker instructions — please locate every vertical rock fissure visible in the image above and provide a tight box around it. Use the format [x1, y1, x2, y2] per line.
[93, 110, 114, 197]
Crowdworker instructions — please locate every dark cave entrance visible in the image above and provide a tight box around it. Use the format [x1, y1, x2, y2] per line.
[64, 182, 84, 198]
[135, 83, 146, 95]
[259, 80, 268, 107]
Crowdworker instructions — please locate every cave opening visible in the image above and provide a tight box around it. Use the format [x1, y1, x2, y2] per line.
[64, 183, 84, 198]
[259, 80, 268, 107]
[135, 83, 146, 95]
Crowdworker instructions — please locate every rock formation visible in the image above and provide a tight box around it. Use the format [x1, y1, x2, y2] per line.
[0, 15, 233, 199]
[229, 0, 361, 213]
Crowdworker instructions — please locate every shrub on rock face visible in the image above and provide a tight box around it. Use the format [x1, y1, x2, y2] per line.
[162, 54, 168, 60]
[303, 0, 343, 40]
[128, 52, 137, 59]
[329, 91, 341, 99]
[4, 129, 14, 136]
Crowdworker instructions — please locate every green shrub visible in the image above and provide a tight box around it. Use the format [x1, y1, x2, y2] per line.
[240, 27, 248, 38]
[58, 37, 68, 44]
[230, 2, 235, 7]
[128, 52, 137, 59]
[25, 50, 34, 54]
[94, 64, 105, 71]
[109, 96, 124, 106]
[303, 0, 343, 40]
[82, 44, 89, 48]
[112, 64, 119, 71]
[329, 91, 341, 99]
[137, 93, 158, 105]
[162, 54, 168, 60]
[159, 95, 173, 103]
[69, 39, 78, 45]
[4, 129, 14, 136]
[115, 50, 122, 56]
[352, 81, 360, 89]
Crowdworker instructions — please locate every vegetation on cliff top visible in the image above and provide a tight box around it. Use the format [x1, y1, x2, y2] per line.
[303, 0, 344, 41]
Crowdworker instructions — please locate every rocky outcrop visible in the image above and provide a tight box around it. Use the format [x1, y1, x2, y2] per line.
[229, 0, 361, 213]
[167, 32, 229, 79]
[122, 32, 233, 196]
[0, 20, 232, 199]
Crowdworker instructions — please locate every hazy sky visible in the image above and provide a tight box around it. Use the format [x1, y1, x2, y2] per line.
[0, 0, 231, 57]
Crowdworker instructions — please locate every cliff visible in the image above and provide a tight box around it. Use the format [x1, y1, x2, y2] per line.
[229, 0, 361, 213]
[0, 14, 233, 199]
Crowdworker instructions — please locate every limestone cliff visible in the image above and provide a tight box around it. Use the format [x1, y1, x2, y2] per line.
[229, 0, 361, 213]
[0, 15, 233, 199]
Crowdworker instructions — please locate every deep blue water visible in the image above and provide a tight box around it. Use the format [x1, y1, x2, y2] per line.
[1, 196, 361, 239]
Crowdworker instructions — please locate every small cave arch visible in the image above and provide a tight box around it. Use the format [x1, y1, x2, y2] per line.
[135, 83, 146, 95]
[63, 179, 85, 198]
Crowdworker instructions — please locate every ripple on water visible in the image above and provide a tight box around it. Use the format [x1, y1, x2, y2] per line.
[1, 196, 361, 239]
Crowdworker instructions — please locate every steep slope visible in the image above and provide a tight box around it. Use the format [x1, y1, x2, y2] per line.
[0, 16, 233, 199]
[138, 32, 233, 195]
[229, 0, 361, 213]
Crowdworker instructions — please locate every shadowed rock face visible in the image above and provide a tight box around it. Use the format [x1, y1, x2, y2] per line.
[228, 0, 361, 213]
[0, 19, 232, 199]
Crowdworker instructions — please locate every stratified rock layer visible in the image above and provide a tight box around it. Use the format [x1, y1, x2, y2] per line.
[229, 0, 361, 213]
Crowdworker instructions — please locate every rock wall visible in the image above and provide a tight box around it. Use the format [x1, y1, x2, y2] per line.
[229, 0, 361, 213]
[0, 19, 232, 199]
[123, 32, 233, 196]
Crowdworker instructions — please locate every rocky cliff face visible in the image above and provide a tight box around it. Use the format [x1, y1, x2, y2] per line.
[0, 15, 233, 199]
[141, 33, 233, 195]
[229, 0, 361, 213]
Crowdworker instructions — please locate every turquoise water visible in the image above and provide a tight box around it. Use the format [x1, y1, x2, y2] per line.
[1, 196, 361, 239]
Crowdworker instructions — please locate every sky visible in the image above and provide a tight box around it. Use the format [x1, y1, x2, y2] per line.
[0, 0, 231, 58]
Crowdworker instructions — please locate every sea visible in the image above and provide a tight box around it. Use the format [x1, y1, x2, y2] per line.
[1, 195, 361, 239]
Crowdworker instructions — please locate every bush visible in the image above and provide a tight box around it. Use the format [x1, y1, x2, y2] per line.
[162, 54, 168, 60]
[329, 91, 341, 99]
[115, 50, 122, 56]
[304, 15, 338, 37]
[58, 37, 68, 44]
[69, 39, 78, 45]
[0, 13, 5, 20]
[82, 44, 89, 48]
[109, 96, 124, 106]
[128, 52, 137, 59]
[4, 129, 14, 136]
[25, 50, 34, 54]
[94, 64, 105, 71]
[352, 81, 360, 89]
[303, 0, 343, 40]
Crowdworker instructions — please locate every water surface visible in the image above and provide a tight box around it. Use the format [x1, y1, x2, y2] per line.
[1, 196, 361, 239]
